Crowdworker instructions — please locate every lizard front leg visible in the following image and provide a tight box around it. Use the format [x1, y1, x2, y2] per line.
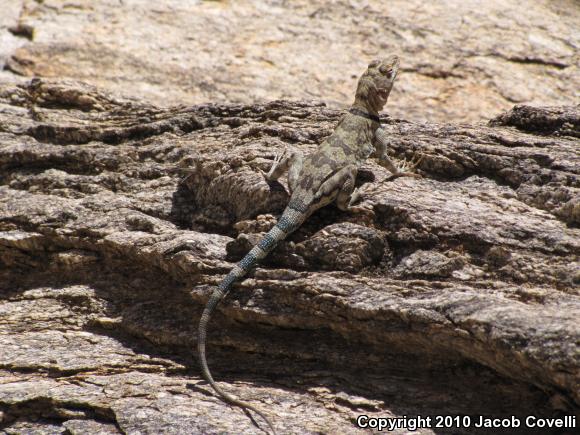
[374, 127, 422, 178]
[264, 148, 304, 194]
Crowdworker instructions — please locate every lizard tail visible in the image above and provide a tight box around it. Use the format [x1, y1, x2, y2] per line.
[197, 204, 307, 435]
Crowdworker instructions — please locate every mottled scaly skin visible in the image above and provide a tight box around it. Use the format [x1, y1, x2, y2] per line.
[198, 55, 414, 434]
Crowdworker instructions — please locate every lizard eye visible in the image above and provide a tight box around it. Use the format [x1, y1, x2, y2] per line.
[379, 65, 393, 76]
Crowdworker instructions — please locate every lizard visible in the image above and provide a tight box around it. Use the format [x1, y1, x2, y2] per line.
[197, 54, 420, 434]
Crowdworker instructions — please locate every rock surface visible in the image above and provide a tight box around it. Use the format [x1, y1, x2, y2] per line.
[1, 79, 578, 434]
[2, 0, 579, 123]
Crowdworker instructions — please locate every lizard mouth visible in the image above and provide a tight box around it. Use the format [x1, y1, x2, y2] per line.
[378, 89, 390, 100]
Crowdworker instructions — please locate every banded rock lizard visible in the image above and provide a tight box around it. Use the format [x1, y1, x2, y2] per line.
[197, 54, 420, 434]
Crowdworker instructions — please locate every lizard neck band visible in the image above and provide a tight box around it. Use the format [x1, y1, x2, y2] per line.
[349, 107, 380, 123]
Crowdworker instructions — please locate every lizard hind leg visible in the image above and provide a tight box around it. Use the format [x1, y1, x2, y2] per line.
[264, 150, 289, 182]
[264, 148, 303, 195]
[308, 165, 358, 210]
[286, 149, 304, 194]
[334, 168, 374, 220]
[335, 168, 360, 211]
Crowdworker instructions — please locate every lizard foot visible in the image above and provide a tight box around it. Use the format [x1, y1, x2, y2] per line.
[387, 153, 423, 181]
[262, 148, 289, 182]
[346, 205, 376, 224]
[396, 153, 423, 173]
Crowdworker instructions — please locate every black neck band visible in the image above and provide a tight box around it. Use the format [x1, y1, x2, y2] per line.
[349, 107, 380, 123]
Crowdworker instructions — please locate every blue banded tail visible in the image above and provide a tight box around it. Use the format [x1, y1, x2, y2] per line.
[197, 203, 307, 434]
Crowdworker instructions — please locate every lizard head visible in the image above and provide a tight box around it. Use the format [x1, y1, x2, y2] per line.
[354, 55, 400, 113]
